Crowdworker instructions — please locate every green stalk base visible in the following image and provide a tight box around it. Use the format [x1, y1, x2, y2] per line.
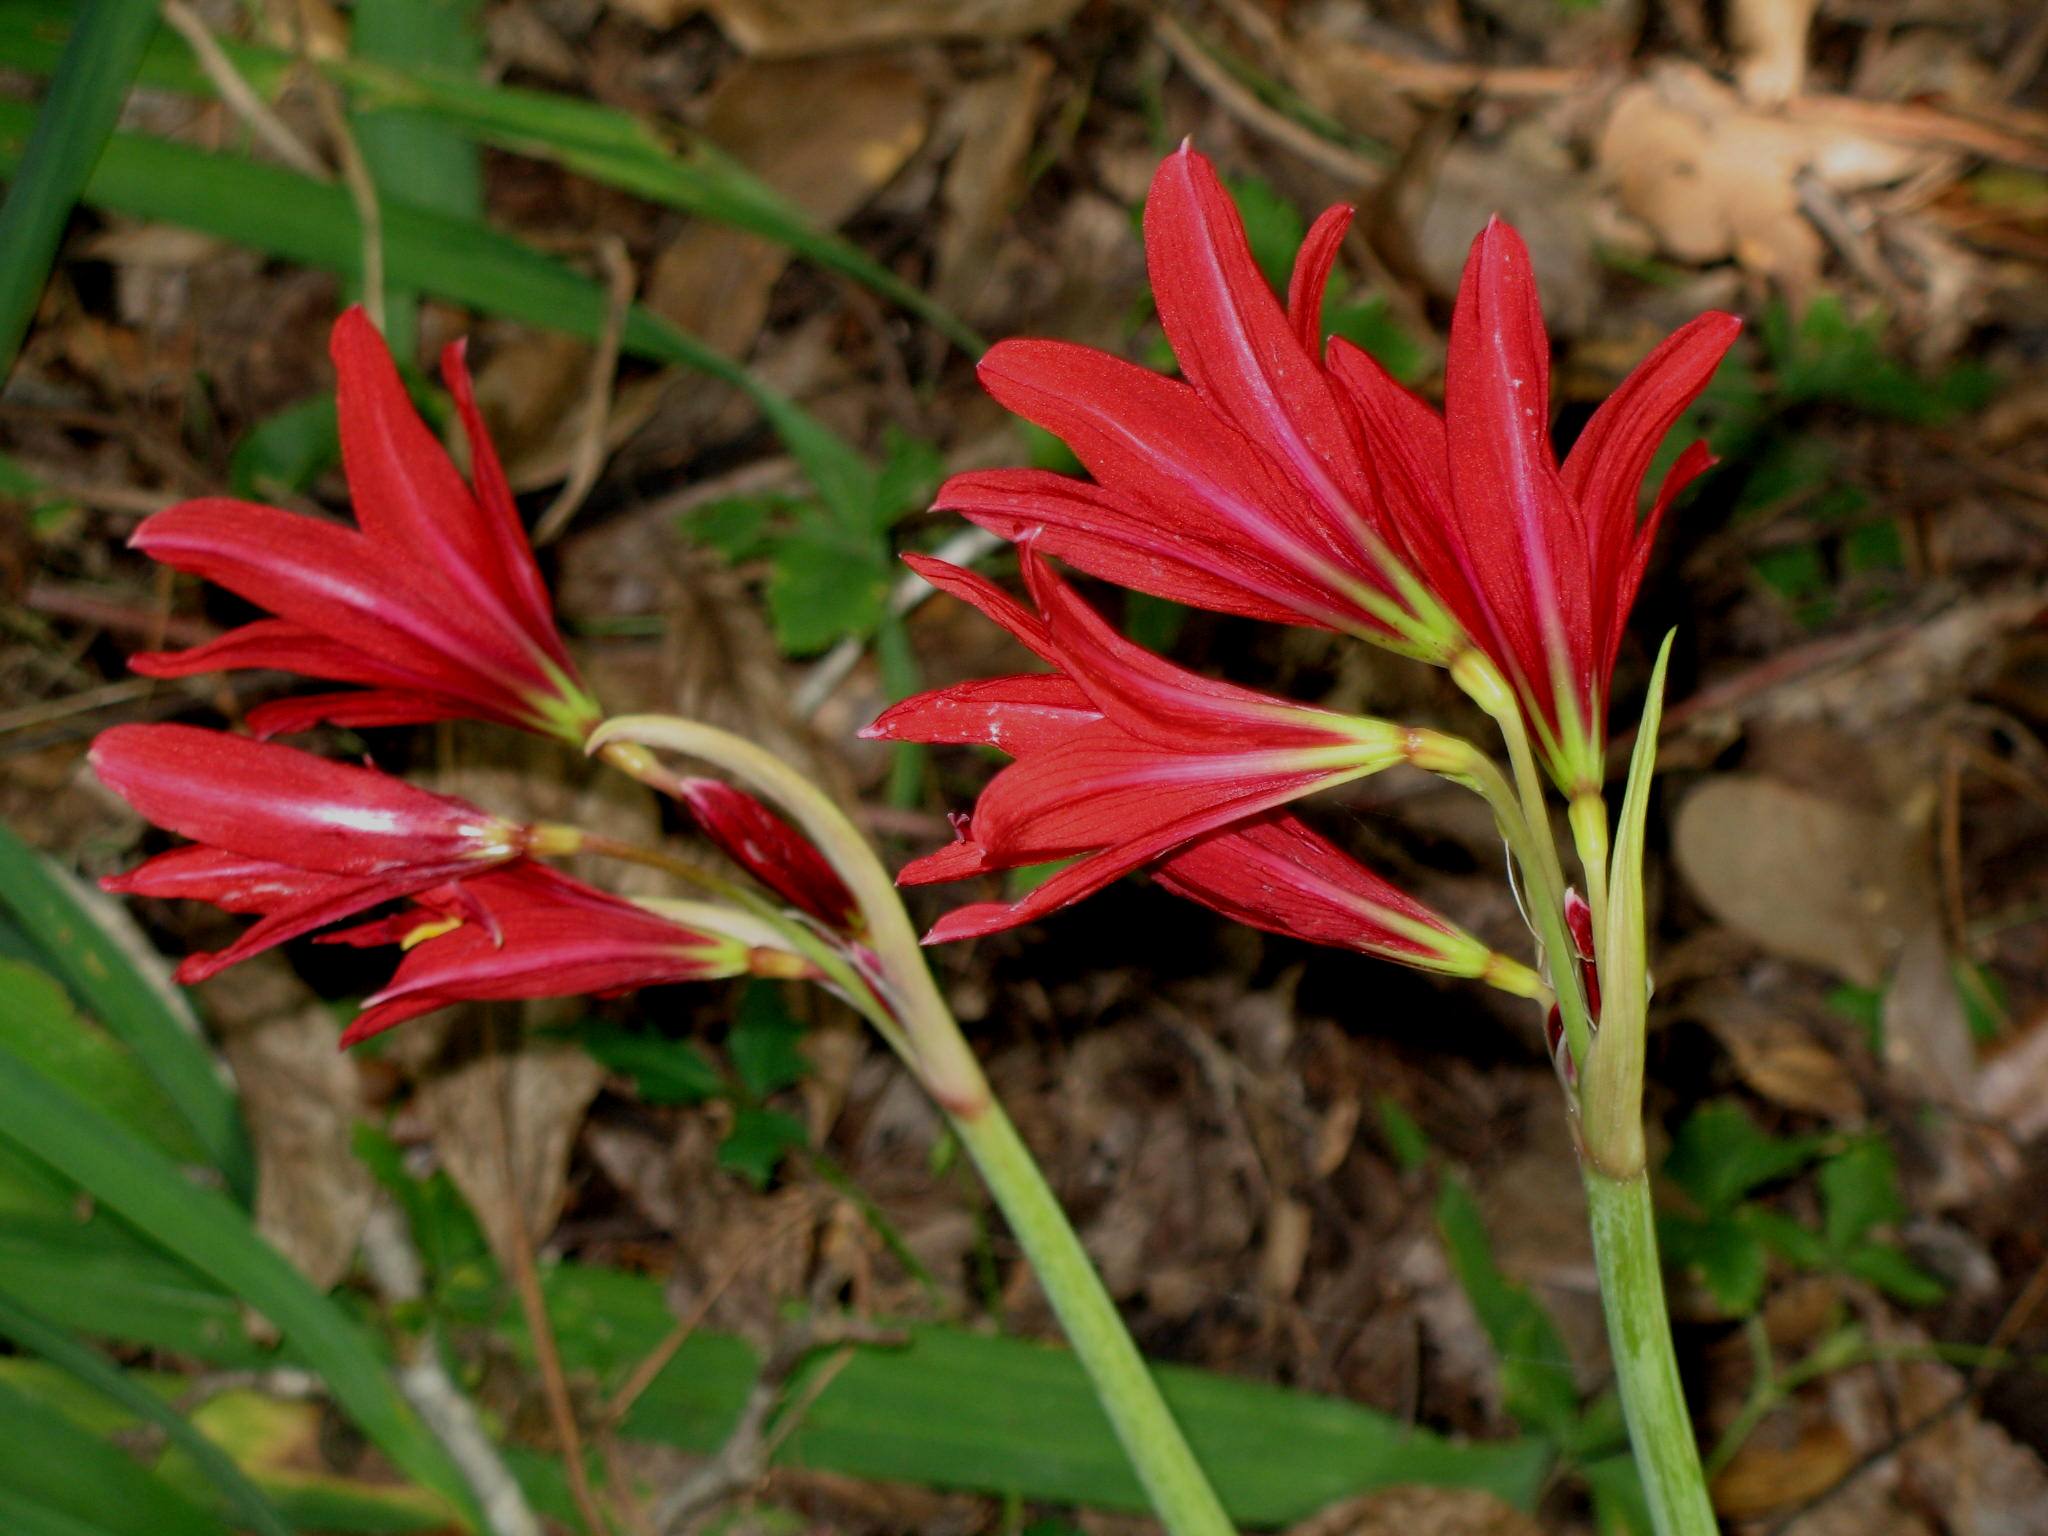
[950, 1099, 1235, 1536]
[1585, 1168, 1719, 1536]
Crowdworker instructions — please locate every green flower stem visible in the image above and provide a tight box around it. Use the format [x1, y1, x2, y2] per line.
[947, 1096, 1237, 1536]
[587, 715, 1234, 1536]
[1584, 1168, 1718, 1536]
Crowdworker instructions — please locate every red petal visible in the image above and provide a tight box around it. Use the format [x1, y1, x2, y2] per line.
[900, 553, 1060, 665]
[941, 469, 1325, 628]
[863, 674, 1098, 755]
[1603, 439, 1714, 682]
[90, 724, 514, 875]
[673, 777, 857, 929]
[976, 340, 1377, 629]
[332, 310, 555, 672]
[244, 690, 481, 738]
[131, 499, 539, 706]
[1151, 814, 1454, 959]
[1443, 218, 1584, 719]
[440, 335, 575, 670]
[341, 865, 745, 1046]
[1144, 146, 1382, 565]
[102, 845, 341, 912]
[1023, 553, 1354, 753]
[1287, 204, 1353, 357]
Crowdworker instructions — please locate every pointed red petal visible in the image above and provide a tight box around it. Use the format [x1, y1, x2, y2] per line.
[440, 335, 574, 669]
[1443, 218, 1583, 721]
[1023, 553, 1354, 753]
[332, 310, 549, 664]
[1151, 814, 1455, 959]
[672, 778, 857, 929]
[1286, 204, 1353, 357]
[940, 469, 1325, 627]
[862, 674, 1098, 754]
[900, 552, 1060, 665]
[90, 724, 514, 875]
[1144, 146, 1381, 562]
[243, 690, 483, 738]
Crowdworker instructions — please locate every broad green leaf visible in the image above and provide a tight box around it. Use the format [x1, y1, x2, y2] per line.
[1662, 1101, 1824, 1214]
[0, 960, 204, 1164]
[227, 392, 339, 500]
[0, 1289, 290, 1536]
[716, 1107, 808, 1188]
[577, 1023, 724, 1106]
[1741, 1206, 1831, 1270]
[0, 0, 156, 373]
[765, 519, 892, 654]
[0, 822, 249, 1198]
[0, 1375, 226, 1536]
[1656, 1211, 1767, 1316]
[528, 1263, 1554, 1523]
[1840, 1242, 1945, 1307]
[1434, 1178, 1580, 1439]
[1817, 1139, 1907, 1251]
[1581, 1451, 1653, 1536]
[728, 982, 809, 1099]
[0, 1050, 480, 1527]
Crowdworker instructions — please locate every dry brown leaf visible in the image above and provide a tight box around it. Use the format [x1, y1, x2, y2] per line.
[1286, 1485, 1545, 1536]
[1682, 984, 1866, 1119]
[206, 956, 374, 1290]
[1598, 62, 1926, 295]
[414, 1023, 606, 1266]
[1713, 1418, 1860, 1518]
[932, 51, 1055, 323]
[646, 54, 929, 362]
[699, 0, 1081, 57]
[1673, 775, 1927, 986]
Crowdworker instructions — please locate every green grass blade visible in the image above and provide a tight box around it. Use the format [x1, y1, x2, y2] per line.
[0, 1288, 292, 1536]
[0, 823, 250, 1199]
[0, 96, 871, 511]
[0, 0, 156, 376]
[0, 1049, 481, 1528]
[0, 1376, 228, 1536]
[0, 2, 982, 353]
[350, 0, 484, 359]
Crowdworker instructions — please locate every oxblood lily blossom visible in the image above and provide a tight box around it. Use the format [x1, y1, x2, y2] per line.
[338, 864, 787, 1047]
[656, 774, 858, 932]
[1325, 221, 1740, 790]
[126, 308, 602, 745]
[93, 723, 550, 981]
[866, 553, 1533, 993]
[936, 144, 1459, 661]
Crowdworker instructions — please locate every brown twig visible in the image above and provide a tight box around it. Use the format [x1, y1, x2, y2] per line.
[1151, 13, 1387, 191]
[484, 1019, 608, 1536]
[534, 237, 635, 546]
[293, 2, 385, 333]
[161, 0, 330, 180]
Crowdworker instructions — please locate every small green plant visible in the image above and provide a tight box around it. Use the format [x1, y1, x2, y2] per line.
[1657, 1101, 1945, 1316]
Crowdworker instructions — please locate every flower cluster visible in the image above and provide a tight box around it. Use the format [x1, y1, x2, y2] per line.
[891, 144, 1737, 990]
[96, 312, 862, 1045]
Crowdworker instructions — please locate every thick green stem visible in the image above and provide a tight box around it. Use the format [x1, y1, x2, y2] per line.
[949, 1098, 1235, 1536]
[1584, 1169, 1718, 1536]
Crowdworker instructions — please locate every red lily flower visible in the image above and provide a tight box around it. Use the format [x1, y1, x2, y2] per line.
[867, 551, 1424, 944]
[339, 864, 765, 1047]
[126, 308, 602, 745]
[934, 145, 1459, 662]
[1325, 220, 1740, 790]
[93, 723, 534, 981]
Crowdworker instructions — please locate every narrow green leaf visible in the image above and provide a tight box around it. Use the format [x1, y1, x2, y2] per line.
[1433, 1178, 1580, 1439]
[350, 0, 484, 358]
[0, 1049, 480, 1527]
[0, 1288, 291, 1536]
[0, 0, 156, 375]
[0, 96, 870, 513]
[0, 1375, 227, 1536]
[0, 823, 249, 1198]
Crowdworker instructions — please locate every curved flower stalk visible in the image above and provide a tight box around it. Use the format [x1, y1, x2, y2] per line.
[892, 146, 1738, 1536]
[99, 310, 1237, 1536]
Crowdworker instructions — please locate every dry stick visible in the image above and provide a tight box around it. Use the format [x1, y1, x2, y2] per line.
[534, 236, 635, 547]
[293, 1, 385, 335]
[359, 1198, 544, 1536]
[160, 0, 329, 179]
[483, 1022, 609, 1536]
[1152, 12, 1387, 190]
